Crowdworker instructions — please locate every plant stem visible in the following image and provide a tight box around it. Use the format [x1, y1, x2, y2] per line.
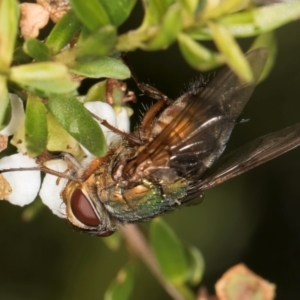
[120, 224, 185, 300]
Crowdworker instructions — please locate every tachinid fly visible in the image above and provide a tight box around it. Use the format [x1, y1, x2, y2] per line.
[3, 48, 300, 236]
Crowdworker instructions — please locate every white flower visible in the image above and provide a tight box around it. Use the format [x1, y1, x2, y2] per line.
[0, 98, 130, 218]
[84, 101, 120, 151]
[0, 153, 40, 206]
[39, 159, 69, 218]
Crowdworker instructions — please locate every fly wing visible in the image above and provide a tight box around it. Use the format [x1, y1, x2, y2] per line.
[191, 123, 300, 194]
[125, 48, 268, 180]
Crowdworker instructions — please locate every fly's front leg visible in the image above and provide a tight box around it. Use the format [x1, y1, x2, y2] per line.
[136, 81, 173, 132]
[50, 149, 117, 182]
[131, 71, 173, 131]
[122, 54, 173, 130]
[41, 152, 107, 182]
[35, 152, 84, 181]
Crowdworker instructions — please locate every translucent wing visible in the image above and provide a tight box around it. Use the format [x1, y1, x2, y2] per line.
[190, 123, 300, 194]
[124, 48, 268, 180]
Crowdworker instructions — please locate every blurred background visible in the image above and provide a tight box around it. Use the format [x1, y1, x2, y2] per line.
[1, 2, 300, 299]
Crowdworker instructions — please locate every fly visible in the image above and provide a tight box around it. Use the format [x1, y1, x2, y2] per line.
[2, 48, 300, 236]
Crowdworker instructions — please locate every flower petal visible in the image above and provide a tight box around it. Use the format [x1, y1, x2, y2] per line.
[39, 159, 68, 218]
[115, 107, 130, 133]
[0, 153, 40, 206]
[84, 101, 119, 146]
[0, 94, 25, 136]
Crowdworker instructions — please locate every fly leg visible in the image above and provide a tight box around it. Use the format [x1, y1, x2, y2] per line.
[38, 152, 111, 182]
[0, 152, 82, 181]
[122, 54, 173, 131]
[136, 80, 173, 134]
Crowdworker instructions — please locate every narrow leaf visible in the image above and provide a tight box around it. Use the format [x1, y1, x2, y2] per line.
[142, 0, 175, 26]
[151, 0, 175, 18]
[219, 11, 258, 38]
[104, 262, 135, 300]
[202, 0, 248, 20]
[0, 0, 19, 68]
[85, 80, 107, 102]
[178, 33, 223, 71]
[25, 94, 48, 157]
[9, 62, 79, 94]
[46, 95, 107, 157]
[208, 22, 253, 82]
[69, 57, 130, 79]
[150, 218, 188, 284]
[255, 2, 300, 32]
[46, 112, 84, 159]
[218, 2, 300, 37]
[250, 32, 277, 82]
[69, 0, 111, 31]
[147, 3, 182, 50]
[75, 26, 117, 58]
[0, 77, 11, 130]
[46, 10, 82, 55]
[101, 0, 137, 27]
[23, 39, 51, 61]
[184, 245, 205, 285]
[178, 0, 198, 14]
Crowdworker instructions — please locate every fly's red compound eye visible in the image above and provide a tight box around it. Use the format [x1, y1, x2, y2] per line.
[97, 230, 115, 237]
[70, 189, 100, 227]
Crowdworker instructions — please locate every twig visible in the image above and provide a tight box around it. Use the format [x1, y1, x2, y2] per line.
[120, 224, 185, 300]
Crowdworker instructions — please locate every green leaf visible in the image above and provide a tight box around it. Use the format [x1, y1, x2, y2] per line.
[23, 39, 51, 62]
[178, 0, 198, 14]
[0, 76, 11, 130]
[178, 33, 223, 71]
[85, 80, 107, 102]
[201, 0, 247, 20]
[147, 3, 182, 50]
[13, 45, 33, 64]
[219, 11, 258, 38]
[250, 32, 277, 82]
[75, 25, 117, 58]
[104, 262, 135, 300]
[208, 22, 253, 82]
[218, 2, 300, 37]
[46, 10, 82, 55]
[69, 57, 131, 79]
[25, 95, 48, 157]
[150, 0, 175, 19]
[46, 112, 84, 159]
[143, 0, 175, 26]
[46, 95, 107, 157]
[185, 26, 212, 41]
[116, 29, 154, 51]
[0, 0, 19, 69]
[101, 0, 137, 27]
[184, 245, 205, 286]
[70, 0, 111, 31]
[254, 2, 300, 32]
[77, 26, 91, 43]
[9, 62, 79, 94]
[150, 218, 188, 285]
